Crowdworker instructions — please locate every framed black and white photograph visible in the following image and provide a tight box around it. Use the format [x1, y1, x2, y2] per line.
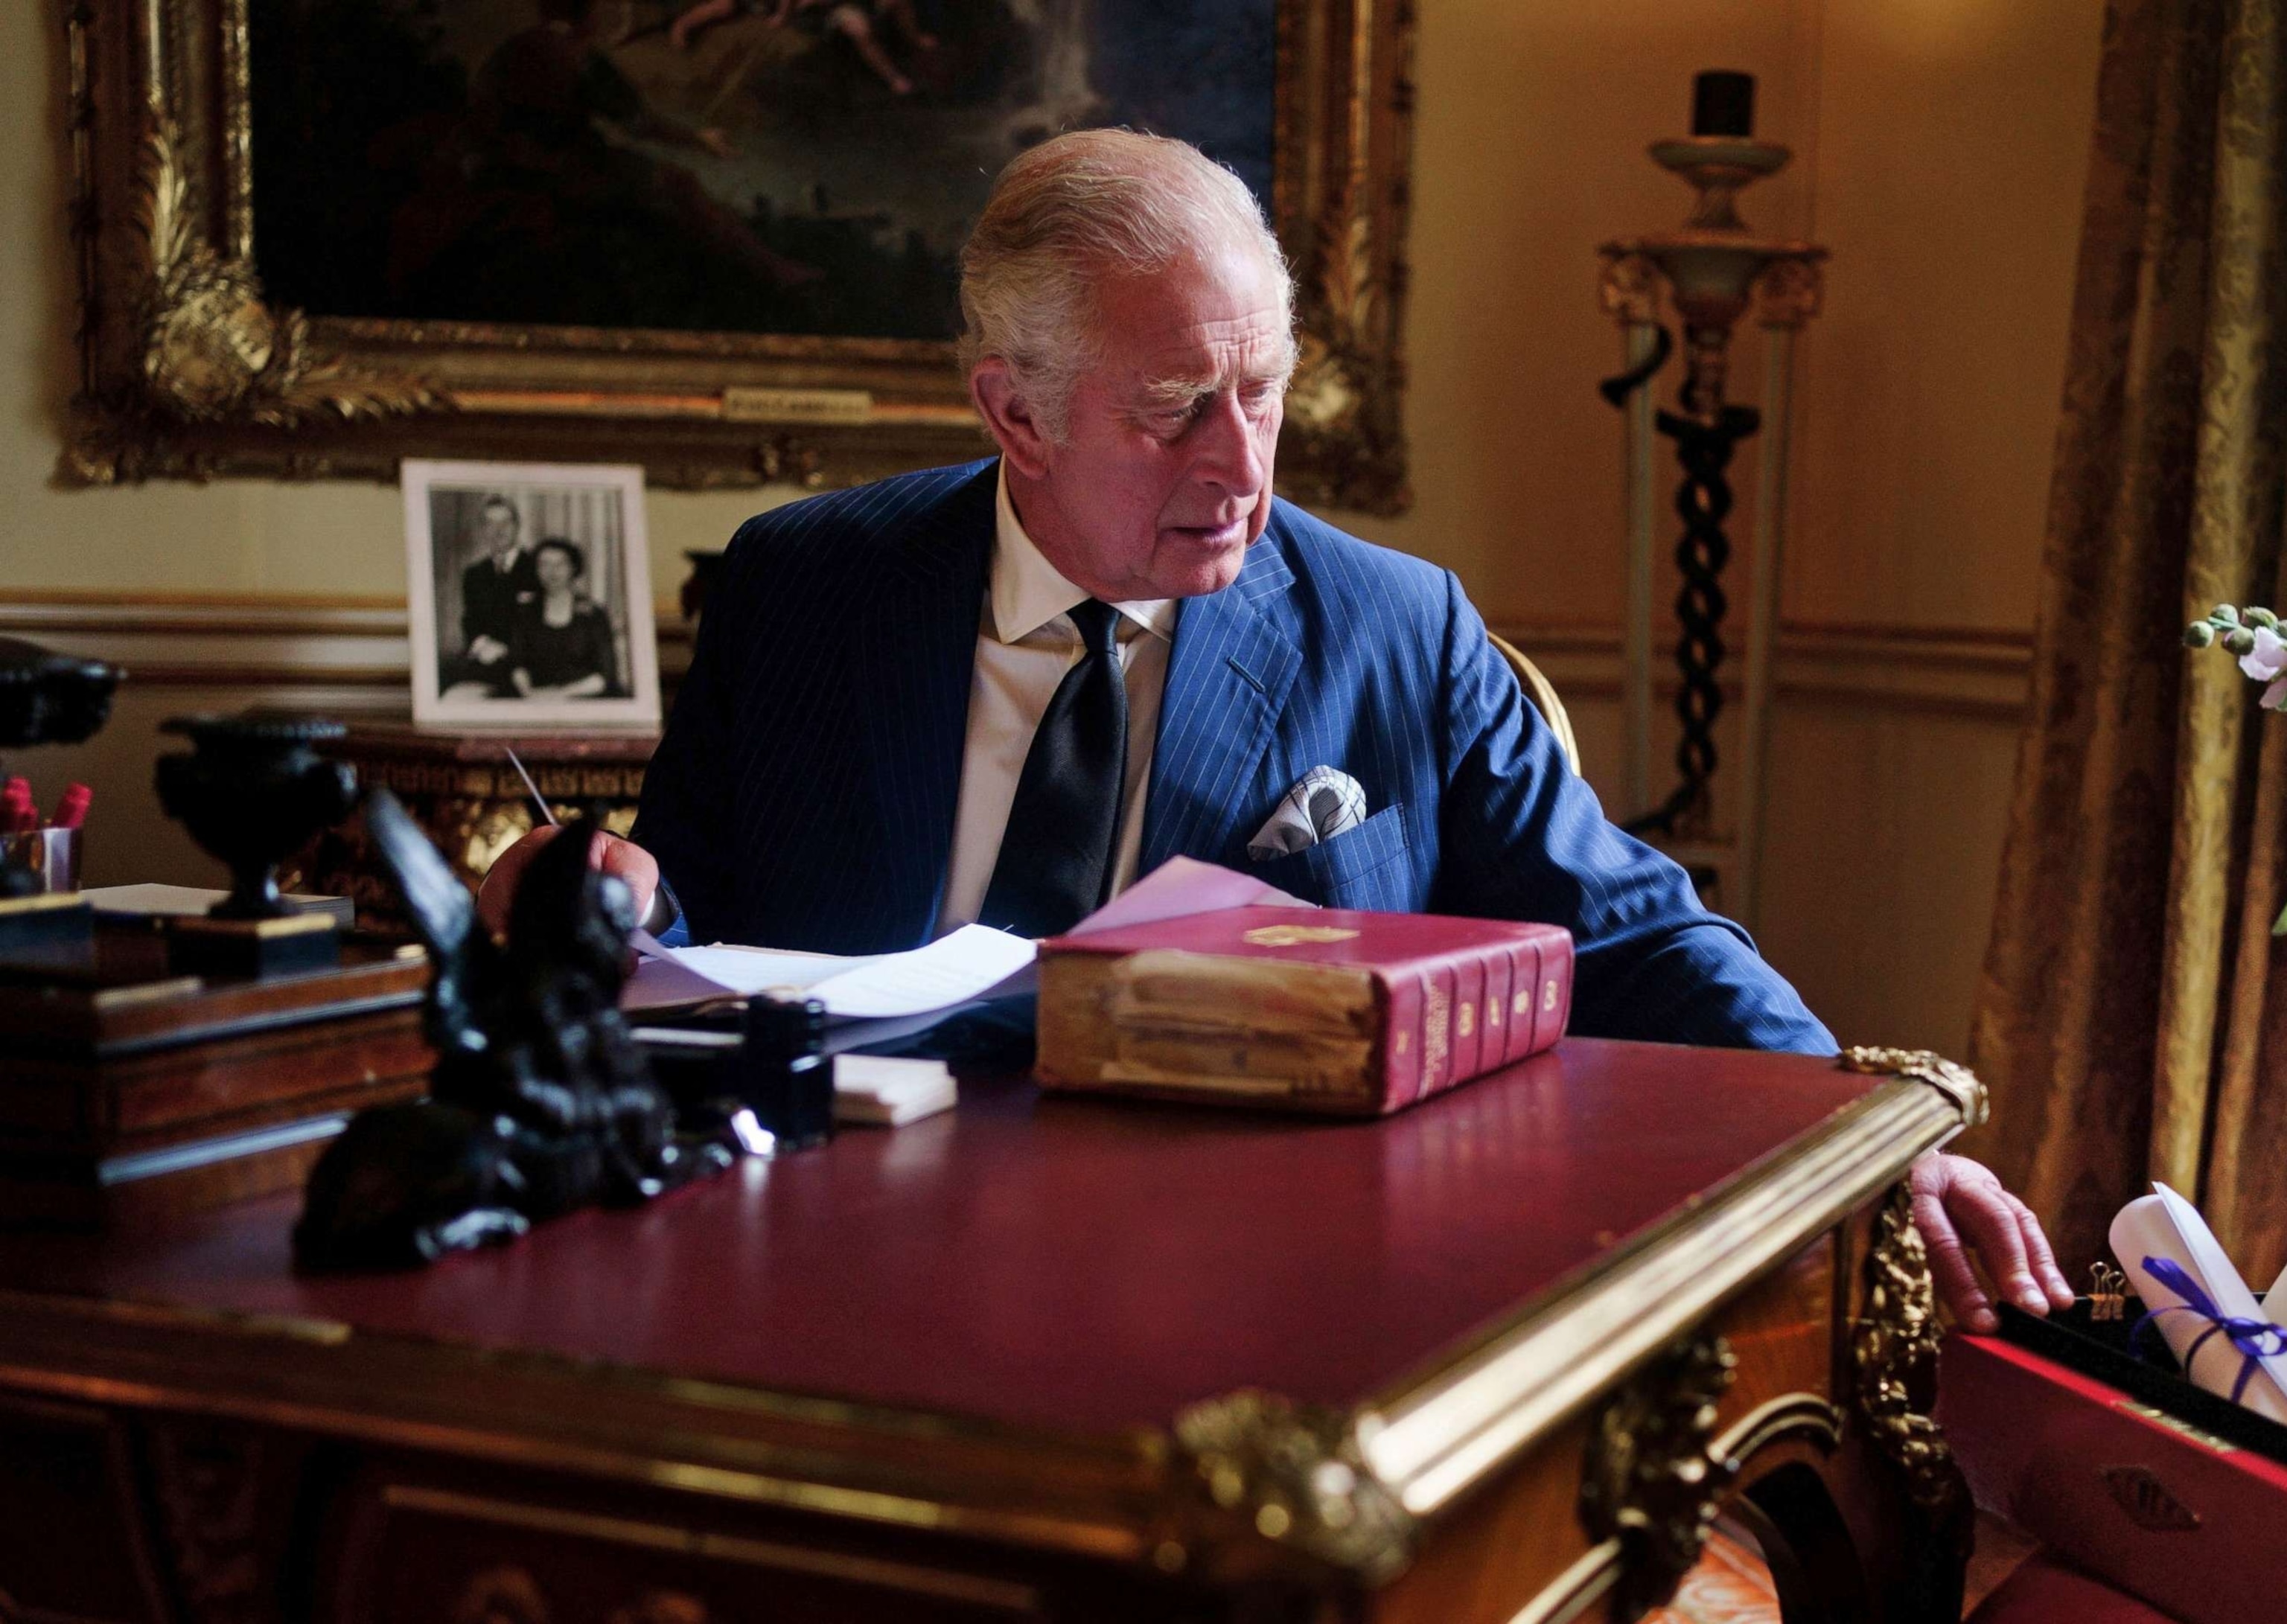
[403, 459, 660, 729]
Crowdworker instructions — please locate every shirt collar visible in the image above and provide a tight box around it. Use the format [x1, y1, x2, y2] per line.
[990, 462, 1176, 645]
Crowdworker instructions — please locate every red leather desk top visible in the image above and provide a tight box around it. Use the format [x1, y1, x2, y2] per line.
[0, 1038, 1877, 1436]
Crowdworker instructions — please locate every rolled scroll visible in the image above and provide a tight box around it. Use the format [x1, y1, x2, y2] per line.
[2109, 1182, 2287, 1425]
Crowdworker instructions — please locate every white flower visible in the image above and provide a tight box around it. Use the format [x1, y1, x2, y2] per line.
[2240, 625, 2287, 682]
[2265, 677, 2287, 712]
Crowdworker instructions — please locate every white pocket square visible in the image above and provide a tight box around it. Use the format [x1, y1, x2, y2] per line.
[1247, 766, 1368, 860]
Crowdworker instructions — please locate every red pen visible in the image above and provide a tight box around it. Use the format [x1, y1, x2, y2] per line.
[0, 779, 33, 835]
[51, 783, 90, 832]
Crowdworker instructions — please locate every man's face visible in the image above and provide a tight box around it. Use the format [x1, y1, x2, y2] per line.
[479, 504, 520, 560]
[1019, 244, 1290, 602]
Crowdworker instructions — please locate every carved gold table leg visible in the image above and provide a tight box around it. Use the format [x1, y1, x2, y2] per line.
[1850, 1182, 1973, 1623]
[1579, 1335, 1739, 1622]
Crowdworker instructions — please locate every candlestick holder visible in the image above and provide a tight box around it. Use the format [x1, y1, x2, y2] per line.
[1597, 72, 1826, 927]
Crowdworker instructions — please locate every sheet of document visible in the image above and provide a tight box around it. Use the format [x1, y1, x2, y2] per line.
[620, 857, 1310, 1017]
[664, 944, 894, 997]
[625, 927, 1034, 1019]
[84, 883, 354, 927]
[1064, 854, 1311, 936]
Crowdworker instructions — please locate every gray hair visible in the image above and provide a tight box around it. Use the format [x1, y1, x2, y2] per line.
[957, 129, 1294, 441]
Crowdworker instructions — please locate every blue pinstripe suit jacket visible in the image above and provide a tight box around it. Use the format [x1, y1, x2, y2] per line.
[634, 460, 1834, 1052]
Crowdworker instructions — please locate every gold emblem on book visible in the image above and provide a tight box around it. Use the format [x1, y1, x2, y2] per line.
[1458, 1003, 1475, 1037]
[1241, 924, 1362, 947]
[1542, 979, 1559, 1011]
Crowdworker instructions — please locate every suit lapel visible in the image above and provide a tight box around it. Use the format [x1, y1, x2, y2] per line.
[864, 462, 995, 946]
[1140, 531, 1301, 871]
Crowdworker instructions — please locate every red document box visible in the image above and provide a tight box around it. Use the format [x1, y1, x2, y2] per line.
[1937, 1333, 2287, 1622]
[1967, 1555, 2178, 1624]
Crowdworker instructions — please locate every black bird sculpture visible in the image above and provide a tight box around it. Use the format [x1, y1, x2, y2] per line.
[294, 787, 733, 1270]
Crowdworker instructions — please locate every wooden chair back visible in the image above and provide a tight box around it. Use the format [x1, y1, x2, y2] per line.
[1488, 633, 1583, 776]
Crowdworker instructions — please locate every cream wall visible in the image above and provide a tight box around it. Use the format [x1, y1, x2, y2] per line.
[0, 0, 2103, 1056]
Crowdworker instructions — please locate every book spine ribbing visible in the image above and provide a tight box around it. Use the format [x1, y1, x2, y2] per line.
[1481, 946, 1514, 1073]
[1376, 934, 1573, 1110]
[1537, 937, 1574, 1048]
[1452, 951, 1486, 1086]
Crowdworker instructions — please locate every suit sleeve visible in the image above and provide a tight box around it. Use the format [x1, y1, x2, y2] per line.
[1426, 571, 1835, 1054]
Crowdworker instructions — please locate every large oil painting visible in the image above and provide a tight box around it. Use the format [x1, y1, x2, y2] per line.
[252, 0, 1275, 342]
[64, 0, 1414, 508]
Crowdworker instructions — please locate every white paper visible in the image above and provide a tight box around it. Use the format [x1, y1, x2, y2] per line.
[625, 927, 1033, 1020]
[835, 1055, 957, 1126]
[2109, 1183, 2287, 1423]
[622, 941, 872, 1012]
[85, 883, 353, 927]
[797, 925, 1037, 1018]
[622, 857, 1309, 1017]
[1065, 854, 1312, 936]
[666, 944, 893, 997]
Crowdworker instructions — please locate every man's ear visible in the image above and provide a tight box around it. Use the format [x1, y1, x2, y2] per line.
[969, 359, 1053, 479]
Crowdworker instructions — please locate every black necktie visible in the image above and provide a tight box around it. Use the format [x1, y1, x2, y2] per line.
[979, 599, 1128, 938]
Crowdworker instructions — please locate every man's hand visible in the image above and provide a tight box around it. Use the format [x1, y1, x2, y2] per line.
[477, 825, 660, 940]
[1909, 1151, 2075, 1333]
[468, 635, 508, 665]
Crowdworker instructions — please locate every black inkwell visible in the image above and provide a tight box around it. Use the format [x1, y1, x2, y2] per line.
[735, 994, 837, 1152]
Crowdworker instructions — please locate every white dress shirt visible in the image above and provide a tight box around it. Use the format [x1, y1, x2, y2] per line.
[937, 467, 1176, 934]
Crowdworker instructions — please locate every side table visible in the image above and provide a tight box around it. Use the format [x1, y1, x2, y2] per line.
[295, 722, 657, 933]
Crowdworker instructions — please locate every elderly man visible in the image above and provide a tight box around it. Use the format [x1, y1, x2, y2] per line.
[481, 129, 2070, 1334]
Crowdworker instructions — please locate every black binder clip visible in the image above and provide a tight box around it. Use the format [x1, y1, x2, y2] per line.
[2089, 1262, 2129, 1322]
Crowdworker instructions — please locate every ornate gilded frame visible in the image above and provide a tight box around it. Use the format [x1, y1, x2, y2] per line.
[60, 0, 1416, 509]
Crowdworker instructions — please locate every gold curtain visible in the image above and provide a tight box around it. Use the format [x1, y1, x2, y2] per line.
[1969, 0, 2287, 1279]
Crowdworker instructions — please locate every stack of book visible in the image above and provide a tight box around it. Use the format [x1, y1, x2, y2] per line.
[0, 914, 429, 1228]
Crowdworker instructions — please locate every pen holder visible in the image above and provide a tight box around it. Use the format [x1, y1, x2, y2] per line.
[0, 828, 92, 968]
[3, 825, 79, 894]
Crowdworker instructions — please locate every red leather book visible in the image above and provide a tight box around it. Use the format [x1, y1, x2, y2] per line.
[1034, 906, 1574, 1115]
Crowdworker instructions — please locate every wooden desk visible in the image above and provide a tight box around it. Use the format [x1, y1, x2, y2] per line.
[0, 1040, 1981, 1624]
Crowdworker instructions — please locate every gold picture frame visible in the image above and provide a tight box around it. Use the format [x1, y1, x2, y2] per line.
[60, 0, 1415, 511]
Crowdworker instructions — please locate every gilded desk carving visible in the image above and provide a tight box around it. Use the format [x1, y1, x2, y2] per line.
[1854, 1183, 1969, 1518]
[1172, 1387, 1416, 1585]
[1579, 1334, 1739, 1622]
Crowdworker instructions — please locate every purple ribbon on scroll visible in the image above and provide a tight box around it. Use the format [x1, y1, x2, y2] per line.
[2131, 1253, 2287, 1404]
